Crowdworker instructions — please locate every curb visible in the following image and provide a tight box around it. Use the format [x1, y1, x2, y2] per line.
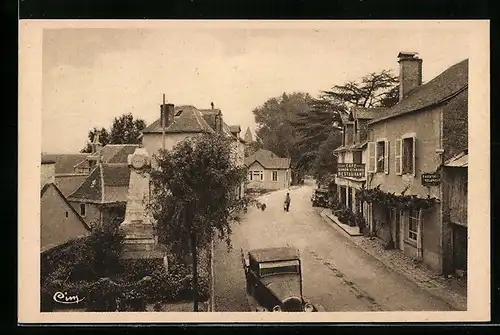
[319, 211, 467, 311]
[322, 212, 362, 237]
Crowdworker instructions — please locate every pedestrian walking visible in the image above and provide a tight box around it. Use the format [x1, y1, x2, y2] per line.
[284, 192, 291, 212]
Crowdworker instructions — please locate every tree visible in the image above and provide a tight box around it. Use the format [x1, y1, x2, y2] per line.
[291, 69, 399, 177]
[319, 69, 399, 109]
[252, 92, 311, 161]
[313, 131, 342, 186]
[109, 113, 146, 145]
[81, 127, 110, 153]
[80, 113, 146, 153]
[244, 139, 262, 158]
[148, 133, 249, 311]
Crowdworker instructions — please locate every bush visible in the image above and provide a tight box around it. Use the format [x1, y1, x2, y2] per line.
[329, 197, 341, 211]
[41, 215, 211, 311]
[355, 212, 367, 233]
[336, 207, 356, 226]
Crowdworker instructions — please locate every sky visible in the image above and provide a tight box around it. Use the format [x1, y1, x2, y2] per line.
[42, 22, 471, 153]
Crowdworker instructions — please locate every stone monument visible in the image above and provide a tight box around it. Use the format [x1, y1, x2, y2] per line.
[120, 147, 167, 267]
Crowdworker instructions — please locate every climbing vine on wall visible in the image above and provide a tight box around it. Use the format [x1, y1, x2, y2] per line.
[357, 185, 439, 210]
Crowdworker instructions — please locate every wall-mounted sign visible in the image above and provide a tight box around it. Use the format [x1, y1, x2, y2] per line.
[422, 172, 441, 186]
[337, 163, 365, 179]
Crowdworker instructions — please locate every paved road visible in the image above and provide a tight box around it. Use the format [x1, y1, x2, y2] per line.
[213, 183, 454, 312]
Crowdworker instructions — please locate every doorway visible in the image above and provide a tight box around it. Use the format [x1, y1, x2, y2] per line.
[452, 224, 467, 273]
[397, 210, 404, 251]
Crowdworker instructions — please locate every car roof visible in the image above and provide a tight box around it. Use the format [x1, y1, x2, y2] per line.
[249, 247, 300, 263]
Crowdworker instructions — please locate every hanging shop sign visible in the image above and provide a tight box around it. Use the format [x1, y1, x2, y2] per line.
[337, 163, 365, 179]
[421, 172, 441, 186]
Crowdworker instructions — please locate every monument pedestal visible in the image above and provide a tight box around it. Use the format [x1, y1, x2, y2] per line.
[120, 222, 166, 260]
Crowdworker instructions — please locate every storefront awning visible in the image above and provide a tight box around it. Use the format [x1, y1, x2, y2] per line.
[444, 151, 468, 167]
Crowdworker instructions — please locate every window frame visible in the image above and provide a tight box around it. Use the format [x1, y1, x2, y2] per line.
[353, 150, 362, 164]
[407, 209, 420, 242]
[375, 139, 385, 172]
[251, 170, 264, 181]
[80, 203, 87, 217]
[400, 133, 417, 176]
[375, 138, 389, 174]
[272, 171, 278, 181]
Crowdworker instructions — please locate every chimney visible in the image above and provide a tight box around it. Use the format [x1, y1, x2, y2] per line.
[93, 130, 102, 164]
[41, 159, 56, 187]
[160, 103, 175, 128]
[217, 111, 224, 134]
[398, 52, 423, 101]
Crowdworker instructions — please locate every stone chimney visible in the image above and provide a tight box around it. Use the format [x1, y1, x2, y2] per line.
[397, 51, 423, 101]
[160, 103, 175, 128]
[93, 130, 102, 164]
[41, 158, 56, 188]
[217, 111, 224, 134]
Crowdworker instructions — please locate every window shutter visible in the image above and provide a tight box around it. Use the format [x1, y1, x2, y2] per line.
[368, 142, 376, 173]
[384, 140, 389, 174]
[395, 139, 402, 175]
[412, 136, 417, 176]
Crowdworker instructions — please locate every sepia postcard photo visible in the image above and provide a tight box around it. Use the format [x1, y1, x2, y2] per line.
[19, 20, 490, 324]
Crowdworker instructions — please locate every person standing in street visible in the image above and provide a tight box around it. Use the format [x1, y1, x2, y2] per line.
[284, 192, 291, 212]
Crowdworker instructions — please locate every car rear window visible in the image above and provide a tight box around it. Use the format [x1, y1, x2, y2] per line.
[259, 260, 300, 276]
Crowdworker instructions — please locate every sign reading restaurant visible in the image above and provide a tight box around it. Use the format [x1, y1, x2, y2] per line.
[421, 172, 441, 186]
[337, 163, 365, 179]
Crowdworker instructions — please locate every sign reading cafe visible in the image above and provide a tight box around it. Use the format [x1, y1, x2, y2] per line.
[337, 163, 365, 179]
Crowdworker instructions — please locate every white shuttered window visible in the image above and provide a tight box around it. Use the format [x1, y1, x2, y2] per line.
[384, 140, 390, 174]
[395, 139, 402, 175]
[367, 142, 376, 173]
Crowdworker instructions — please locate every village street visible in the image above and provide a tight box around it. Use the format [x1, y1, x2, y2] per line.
[213, 181, 454, 312]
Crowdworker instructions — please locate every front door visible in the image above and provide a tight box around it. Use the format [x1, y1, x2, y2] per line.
[453, 224, 467, 272]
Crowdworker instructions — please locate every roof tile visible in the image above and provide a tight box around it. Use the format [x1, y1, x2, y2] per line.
[41, 153, 88, 174]
[142, 105, 215, 134]
[370, 59, 468, 124]
[245, 149, 291, 169]
[67, 163, 130, 204]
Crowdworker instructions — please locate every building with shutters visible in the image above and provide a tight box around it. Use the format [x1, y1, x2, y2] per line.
[333, 107, 388, 217]
[362, 52, 468, 275]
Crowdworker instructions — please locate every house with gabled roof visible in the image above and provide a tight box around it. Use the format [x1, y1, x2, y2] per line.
[245, 149, 291, 191]
[67, 162, 131, 227]
[363, 52, 468, 275]
[40, 159, 90, 254]
[141, 102, 246, 198]
[41, 144, 140, 197]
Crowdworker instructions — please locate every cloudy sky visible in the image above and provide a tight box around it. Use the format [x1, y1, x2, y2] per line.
[42, 22, 471, 153]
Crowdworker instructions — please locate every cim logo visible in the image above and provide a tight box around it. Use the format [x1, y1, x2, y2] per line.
[52, 291, 85, 305]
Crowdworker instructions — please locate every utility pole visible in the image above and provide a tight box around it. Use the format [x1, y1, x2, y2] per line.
[162, 94, 166, 151]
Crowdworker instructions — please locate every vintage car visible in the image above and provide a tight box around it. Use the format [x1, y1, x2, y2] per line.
[311, 188, 329, 208]
[240, 246, 316, 312]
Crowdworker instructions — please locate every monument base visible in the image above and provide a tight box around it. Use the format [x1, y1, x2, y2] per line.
[120, 221, 167, 265]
